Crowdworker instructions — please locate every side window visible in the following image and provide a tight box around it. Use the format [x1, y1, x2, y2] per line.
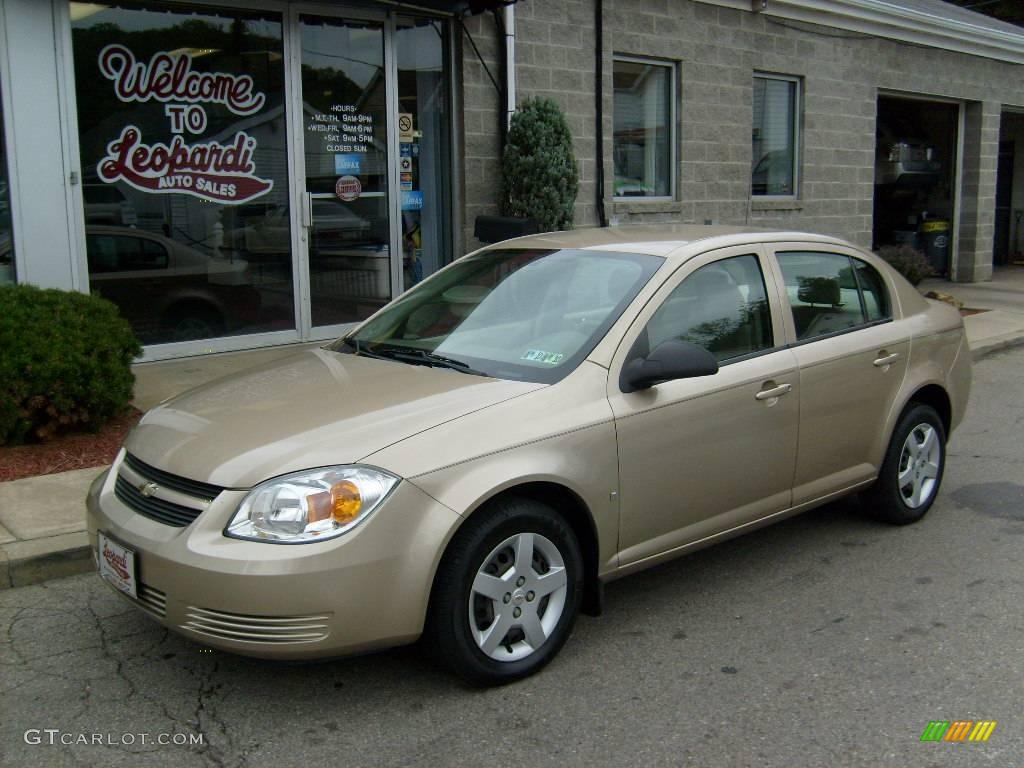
[644, 254, 773, 362]
[852, 258, 891, 322]
[777, 251, 867, 340]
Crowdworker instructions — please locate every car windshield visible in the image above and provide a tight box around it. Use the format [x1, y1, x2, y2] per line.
[334, 247, 662, 383]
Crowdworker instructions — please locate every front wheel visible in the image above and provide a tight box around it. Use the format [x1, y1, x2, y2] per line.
[862, 403, 946, 525]
[427, 497, 583, 685]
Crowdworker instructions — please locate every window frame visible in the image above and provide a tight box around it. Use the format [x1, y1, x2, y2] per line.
[612, 54, 678, 203]
[771, 249, 895, 347]
[751, 72, 802, 201]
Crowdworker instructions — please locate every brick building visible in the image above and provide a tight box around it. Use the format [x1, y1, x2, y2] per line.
[1, 0, 1021, 360]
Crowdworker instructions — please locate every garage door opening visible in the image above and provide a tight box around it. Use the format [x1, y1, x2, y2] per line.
[873, 96, 960, 277]
[995, 111, 1024, 266]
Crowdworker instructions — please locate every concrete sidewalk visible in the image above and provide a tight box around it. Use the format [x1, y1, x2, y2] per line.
[3, 267, 1024, 589]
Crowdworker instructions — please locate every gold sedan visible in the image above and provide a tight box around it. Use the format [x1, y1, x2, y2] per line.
[87, 226, 971, 684]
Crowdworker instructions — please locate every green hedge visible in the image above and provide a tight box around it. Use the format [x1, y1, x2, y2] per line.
[501, 97, 579, 232]
[0, 284, 141, 445]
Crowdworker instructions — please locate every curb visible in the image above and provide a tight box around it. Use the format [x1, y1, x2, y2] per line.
[970, 333, 1024, 361]
[1, 537, 93, 589]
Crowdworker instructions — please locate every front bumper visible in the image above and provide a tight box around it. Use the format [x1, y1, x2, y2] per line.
[86, 456, 462, 660]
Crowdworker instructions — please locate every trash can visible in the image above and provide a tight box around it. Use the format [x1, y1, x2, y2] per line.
[919, 220, 950, 274]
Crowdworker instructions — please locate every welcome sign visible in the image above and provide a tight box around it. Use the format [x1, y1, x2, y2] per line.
[95, 44, 273, 204]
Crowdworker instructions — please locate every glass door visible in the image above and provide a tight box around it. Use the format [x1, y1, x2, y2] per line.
[297, 12, 393, 331]
[395, 16, 451, 291]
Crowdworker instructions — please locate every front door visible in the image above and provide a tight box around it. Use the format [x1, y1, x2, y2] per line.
[293, 9, 452, 340]
[295, 12, 394, 334]
[608, 247, 800, 568]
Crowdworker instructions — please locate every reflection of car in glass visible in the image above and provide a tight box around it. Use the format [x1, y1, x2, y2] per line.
[86, 226, 259, 344]
[0, 229, 13, 284]
[231, 201, 380, 257]
[87, 227, 970, 685]
[875, 137, 940, 186]
[83, 184, 138, 226]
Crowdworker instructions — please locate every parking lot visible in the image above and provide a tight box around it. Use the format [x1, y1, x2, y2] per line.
[2, 348, 1021, 768]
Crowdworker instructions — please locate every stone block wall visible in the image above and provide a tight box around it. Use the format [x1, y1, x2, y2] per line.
[459, 0, 1024, 280]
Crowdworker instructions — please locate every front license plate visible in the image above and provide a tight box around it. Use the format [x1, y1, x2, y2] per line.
[97, 531, 137, 599]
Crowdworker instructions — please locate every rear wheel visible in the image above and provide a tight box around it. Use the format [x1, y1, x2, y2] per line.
[427, 497, 582, 685]
[862, 403, 946, 525]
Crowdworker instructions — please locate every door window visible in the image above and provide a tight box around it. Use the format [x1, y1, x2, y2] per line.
[643, 254, 773, 362]
[777, 251, 890, 340]
[397, 16, 451, 289]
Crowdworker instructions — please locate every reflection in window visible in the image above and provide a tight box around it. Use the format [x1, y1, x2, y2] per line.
[752, 74, 800, 197]
[71, 2, 293, 344]
[777, 251, 869, 340]
[613, 58, 674, 198]
[645, 255, 773, 362]
[0, 86, 13, 284]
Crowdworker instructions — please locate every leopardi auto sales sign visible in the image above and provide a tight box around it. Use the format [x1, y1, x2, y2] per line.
[95, 44, 273, 204]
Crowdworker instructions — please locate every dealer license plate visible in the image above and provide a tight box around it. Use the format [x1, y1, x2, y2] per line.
[97, 531, 137, 599]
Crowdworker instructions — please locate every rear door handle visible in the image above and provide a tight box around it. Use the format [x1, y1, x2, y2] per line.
[755, 383, 792, 401]
[873, 352, 900, 368]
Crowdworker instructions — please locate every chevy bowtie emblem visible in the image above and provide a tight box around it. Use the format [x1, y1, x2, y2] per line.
[138, 481, 159, 497]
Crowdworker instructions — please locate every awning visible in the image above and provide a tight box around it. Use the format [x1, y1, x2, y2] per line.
[378, 0, 517, 16]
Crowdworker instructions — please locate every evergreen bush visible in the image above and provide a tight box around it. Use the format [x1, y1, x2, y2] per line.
[0, 284, 141, 444]
[501, 97, 579, 232]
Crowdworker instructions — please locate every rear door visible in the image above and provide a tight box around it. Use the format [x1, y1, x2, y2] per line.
[608, 245, 800, 567]
[765, 244, 909, 505]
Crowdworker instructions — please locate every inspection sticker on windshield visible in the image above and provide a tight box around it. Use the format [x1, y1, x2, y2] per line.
[521, 349, 564, 365]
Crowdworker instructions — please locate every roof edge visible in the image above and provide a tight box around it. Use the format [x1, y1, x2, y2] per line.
[696, 0, 1024, 65]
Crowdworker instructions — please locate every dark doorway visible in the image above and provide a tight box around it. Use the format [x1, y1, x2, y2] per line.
[994, 140, 1014, 266]
[873, 96, 959, 276]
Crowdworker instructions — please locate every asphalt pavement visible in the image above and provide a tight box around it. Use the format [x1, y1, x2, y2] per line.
[1, 347, 1021, 768]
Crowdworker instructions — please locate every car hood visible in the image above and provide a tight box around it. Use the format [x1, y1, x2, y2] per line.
[124, 347, 542, 488]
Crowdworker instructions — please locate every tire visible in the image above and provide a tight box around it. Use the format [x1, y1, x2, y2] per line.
[163, 304, 224, 342]
[426, 497, 583, 686]
[862, 403, 946, 525]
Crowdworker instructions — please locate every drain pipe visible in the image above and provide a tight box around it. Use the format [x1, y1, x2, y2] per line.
[503, 4, 516, 133]
[595, 0, 608, 227]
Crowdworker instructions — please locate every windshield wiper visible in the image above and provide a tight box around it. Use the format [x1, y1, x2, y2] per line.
[373, 345, 487, 376]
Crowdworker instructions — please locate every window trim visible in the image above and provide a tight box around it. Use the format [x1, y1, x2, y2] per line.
[773, 249, 895, 346]
[612, 54, 678, 203]
[751, 72, 802, 201]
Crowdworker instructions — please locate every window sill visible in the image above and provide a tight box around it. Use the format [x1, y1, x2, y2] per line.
[612, 199, 683, 215]
[750, 199, 804, 212]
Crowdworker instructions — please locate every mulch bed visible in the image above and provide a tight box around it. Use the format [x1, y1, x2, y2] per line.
[0, 408, 143, 483]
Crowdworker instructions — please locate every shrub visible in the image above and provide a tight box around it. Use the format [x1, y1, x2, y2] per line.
[0, 284, 141, 445]
[501, 97, 580, 232]
[875, 245, 934, 286]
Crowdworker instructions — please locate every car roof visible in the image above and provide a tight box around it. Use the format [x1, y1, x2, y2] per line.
[483, 225, 855, 260]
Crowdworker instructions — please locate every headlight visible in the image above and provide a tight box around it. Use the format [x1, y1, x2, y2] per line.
[225, 466, 399, 544]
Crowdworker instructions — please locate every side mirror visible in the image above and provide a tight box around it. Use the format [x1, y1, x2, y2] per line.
[620, 340, 719, 393]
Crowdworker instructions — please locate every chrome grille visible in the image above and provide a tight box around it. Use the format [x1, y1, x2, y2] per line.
[115, 454, 226, 528]
[182, 606, 331, 645]
[123, 453, 224, 502]
[115, 475, 202, 527]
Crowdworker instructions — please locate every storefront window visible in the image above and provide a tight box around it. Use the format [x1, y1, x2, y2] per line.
[397, 16, 451, 290]
[752, 74, 800, 197]
[70, 2, 293, 345]
[613, 57, 675, 199]
[0, 86, 13, 284]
